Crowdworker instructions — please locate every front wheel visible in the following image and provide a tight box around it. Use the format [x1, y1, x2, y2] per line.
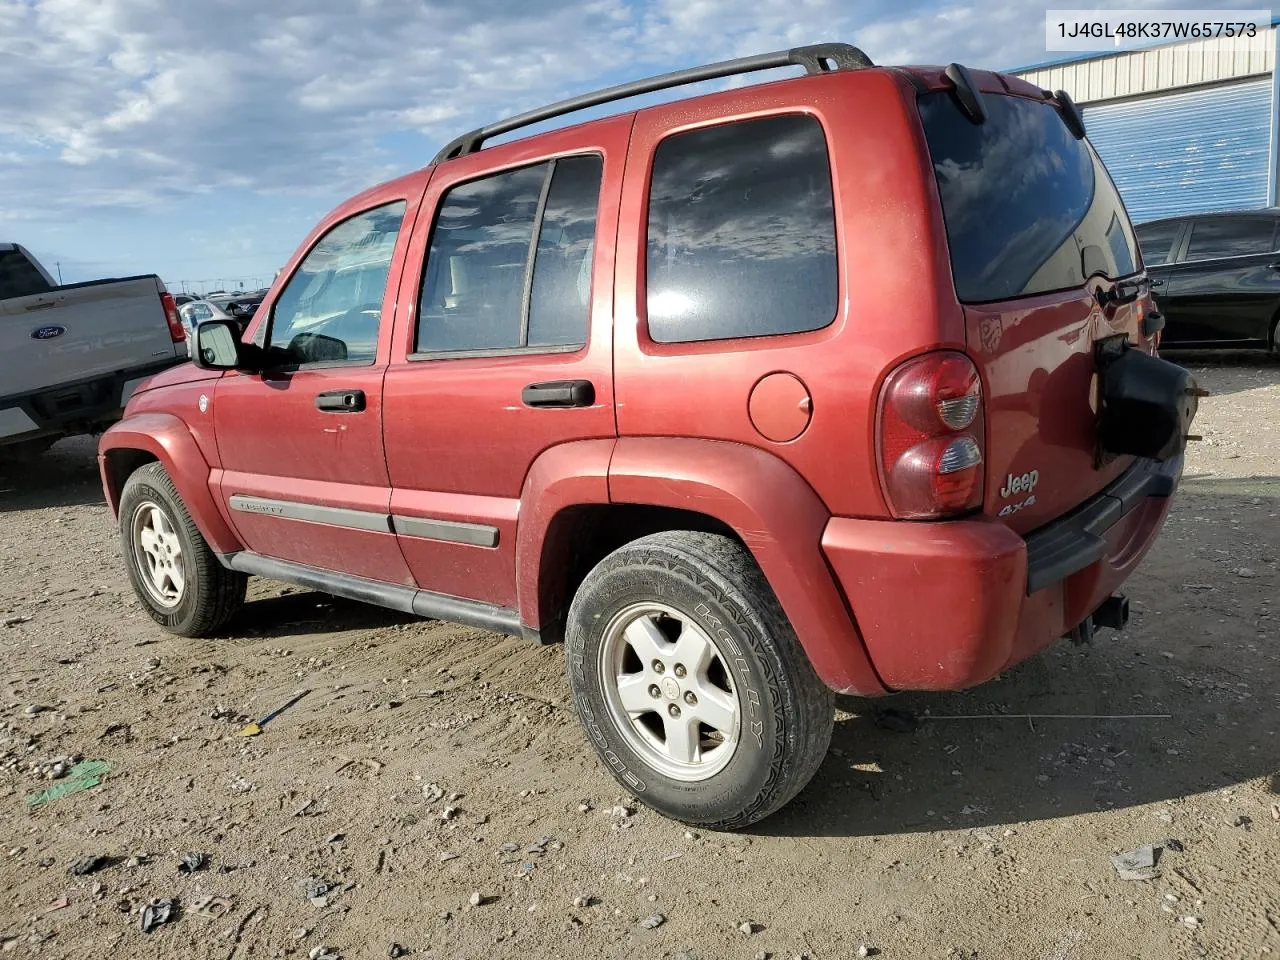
[565, 531, 833, 829]
[118, 462, 246, 637]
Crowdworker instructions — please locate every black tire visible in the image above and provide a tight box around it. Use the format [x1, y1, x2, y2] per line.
[565, 531, 833, 829]
[118, 462, 246, 637]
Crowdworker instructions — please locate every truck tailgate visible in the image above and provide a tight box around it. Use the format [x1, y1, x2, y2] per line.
[0, 276, 180, 398]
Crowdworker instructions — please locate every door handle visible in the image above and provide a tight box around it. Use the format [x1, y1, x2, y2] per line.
[521, 380, 595, 408]
[1149, 279, 1166, 287]
[314, 389, 366, 412]
[1268, 262, 1280, 270]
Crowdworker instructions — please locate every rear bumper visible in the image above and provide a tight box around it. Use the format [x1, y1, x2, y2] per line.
[0, 358, 183, 447]
[822, 456, 1181, 691]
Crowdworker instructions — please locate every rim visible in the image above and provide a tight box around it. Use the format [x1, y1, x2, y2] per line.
[598, 601, 742, 782]
[130, 501, 185, 609]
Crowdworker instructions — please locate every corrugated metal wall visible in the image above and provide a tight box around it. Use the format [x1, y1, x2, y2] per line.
[1018, 28, 1273, 105]
[1085, 78, 1273, 223]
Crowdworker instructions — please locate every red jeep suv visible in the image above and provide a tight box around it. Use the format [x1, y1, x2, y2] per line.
[99, 44, 1199, 829]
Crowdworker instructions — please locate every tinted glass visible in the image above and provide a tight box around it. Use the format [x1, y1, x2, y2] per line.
[919, 92, 1139, 303]
[1135, 221, 1181, 266]
[417, 164, 546, 352]
[527, 156, 603, 347]
[646, 114, 837, 343]
[0, 249, 53, 300]
[1184, 218, 1275, 260]
[268, 201, 406, 366]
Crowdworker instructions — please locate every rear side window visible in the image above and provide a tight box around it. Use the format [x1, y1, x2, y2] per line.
[919, 92, 1140, 303]
[0, 249, 53, 300]
[1135, 222, 1181, 266]
[417, 156, 603, 354]
[646, 114, 837, 344]
[1184, 218, 1275, 261]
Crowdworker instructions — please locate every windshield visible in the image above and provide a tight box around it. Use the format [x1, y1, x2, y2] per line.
[918, 90, 1140, 303]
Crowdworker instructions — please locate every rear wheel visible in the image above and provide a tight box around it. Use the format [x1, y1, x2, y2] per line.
[118, 462, 246, 637]
[565, 531, 833, 829]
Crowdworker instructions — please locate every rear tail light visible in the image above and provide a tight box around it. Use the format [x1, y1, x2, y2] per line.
[160, 291, 185, 343]
[877, 351, 985, 519]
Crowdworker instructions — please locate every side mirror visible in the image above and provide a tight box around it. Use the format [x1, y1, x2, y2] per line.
[191, 319, 251, 371]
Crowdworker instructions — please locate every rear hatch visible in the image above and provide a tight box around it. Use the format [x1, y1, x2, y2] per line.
[916, 84, 1147, 533]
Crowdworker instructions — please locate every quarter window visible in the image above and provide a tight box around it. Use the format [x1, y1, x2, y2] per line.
[416, 156, 604, 354]
[645, 114, 838, 343]
[1184, 218, 1275, 261]
[266, 201, 407, 366]
[1134, 222, 1181, 266]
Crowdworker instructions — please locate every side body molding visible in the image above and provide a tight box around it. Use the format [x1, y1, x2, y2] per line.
[98, 413, 243, 555]
[607, 437, 885, 696]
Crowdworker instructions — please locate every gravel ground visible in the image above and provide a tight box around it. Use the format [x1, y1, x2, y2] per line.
[0, 356, 1276, 960]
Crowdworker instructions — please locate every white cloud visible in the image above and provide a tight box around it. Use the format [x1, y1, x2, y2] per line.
[0, 0, 1248, 224]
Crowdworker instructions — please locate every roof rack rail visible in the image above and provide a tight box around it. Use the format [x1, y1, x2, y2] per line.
[430, 41, 873, 165]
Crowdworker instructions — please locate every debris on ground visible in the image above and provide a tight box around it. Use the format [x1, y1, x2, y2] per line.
[67, 854, 110, 876]
[4, 615, 33, 628]
[236, 689, 310, 737]
[309, 947, 341, 960]
[639, 913, 666, 929]
[178, 851, 207, 873]
[44, 897, 69, 913]
[25, 759, 111, 809]
[738, 921, 757, 935]
[874, 707, 919, 733]
[1112, 845, 1160, 881]
[387, 945, 408, 959]
[140, 897, 176, 933]
[857, 946, 878, 958]
[298, 876, 334, 908]
[468, 891, 487, 907]
[190, 895, 234, 919]
[422, 782, 444, 802]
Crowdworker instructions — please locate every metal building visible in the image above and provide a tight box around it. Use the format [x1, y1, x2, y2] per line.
[1012, 28, 1280, 223]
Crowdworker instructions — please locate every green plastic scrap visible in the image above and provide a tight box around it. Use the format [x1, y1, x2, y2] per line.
[25, 760, 111, 809]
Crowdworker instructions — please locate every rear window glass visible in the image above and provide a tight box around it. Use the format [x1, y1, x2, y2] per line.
[1184, 218, 1275, 260]
[646, 114, 837, 343]
[0, 249, 53, 300]
[918, 92, 1139, 303]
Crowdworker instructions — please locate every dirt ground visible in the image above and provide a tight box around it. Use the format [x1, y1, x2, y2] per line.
[0, 357, 1276, 960]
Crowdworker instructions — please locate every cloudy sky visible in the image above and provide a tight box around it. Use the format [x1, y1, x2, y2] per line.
[0, 0, 1247, 291]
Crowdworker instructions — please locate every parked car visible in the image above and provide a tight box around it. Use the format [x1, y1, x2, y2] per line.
[173, 294, 196, 307]
[1136, 209, 1280, 351]
[178, 299, 238, 338]
[0, 243, 187, 459]
[207, 293, 264, 327]
[99, 45, 1199, 828]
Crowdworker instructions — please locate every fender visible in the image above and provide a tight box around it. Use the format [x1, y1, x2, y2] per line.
[608, 437, 886, 696]
[98, 413, 243, 555]
[515, 439, 615, 634]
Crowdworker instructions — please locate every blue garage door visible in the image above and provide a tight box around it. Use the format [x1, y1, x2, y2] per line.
[1085, 78, 1272, 224]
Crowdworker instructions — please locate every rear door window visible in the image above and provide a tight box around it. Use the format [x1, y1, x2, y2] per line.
[1183, 218, 1276, 261]
[645, 114, 837, 344]
[918, 91, 1140, 303]
[1135, 221, 1182, 266]
[417, 156, 603, 354]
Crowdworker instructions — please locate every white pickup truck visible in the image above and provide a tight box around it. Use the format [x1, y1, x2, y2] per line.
[0, 243, 188, 458]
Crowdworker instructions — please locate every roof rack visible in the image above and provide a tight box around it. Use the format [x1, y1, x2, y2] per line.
[430, 42, 873, 165]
